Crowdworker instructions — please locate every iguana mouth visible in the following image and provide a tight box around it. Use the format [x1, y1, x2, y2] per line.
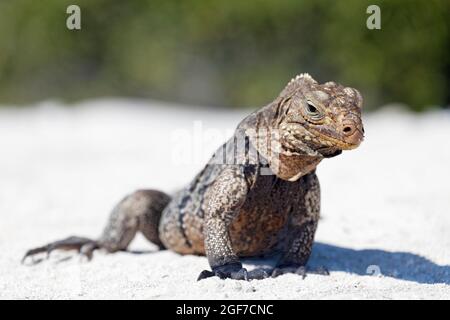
[307, 128, 362, 150]
[284, 122, 362, 151]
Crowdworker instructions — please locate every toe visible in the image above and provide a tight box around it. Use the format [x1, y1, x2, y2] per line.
[247, 269, 269, 280]
[197, 270, 215, 281]
[295, 266, 307, 279]
[21, 245, 51, 264]
[230, 268, 249, 281]
[80, 242, 98, 261]
[271, 266, 296, 277]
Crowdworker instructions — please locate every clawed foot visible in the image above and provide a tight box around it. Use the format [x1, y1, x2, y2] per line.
[197, 262, 269, 281]
[271, 264, 330, 279]
[22, 236, 99, 265]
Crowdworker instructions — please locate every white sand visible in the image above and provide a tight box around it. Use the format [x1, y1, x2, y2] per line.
[0, 99, 449, 300]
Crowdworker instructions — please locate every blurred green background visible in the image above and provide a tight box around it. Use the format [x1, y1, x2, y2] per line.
[0, 0, 448, 111]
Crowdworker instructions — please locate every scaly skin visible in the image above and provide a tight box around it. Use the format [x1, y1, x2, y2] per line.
[23, 74, 364, 281]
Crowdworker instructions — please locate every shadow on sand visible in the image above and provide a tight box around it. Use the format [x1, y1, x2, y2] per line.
[25, 242, 449, 285]
[304, 242, 450, 285]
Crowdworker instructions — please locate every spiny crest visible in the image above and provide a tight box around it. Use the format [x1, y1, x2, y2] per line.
[286, 73, 316, 87]
[280, 73, 317, 97]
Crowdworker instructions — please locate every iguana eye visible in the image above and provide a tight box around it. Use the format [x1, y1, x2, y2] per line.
[306, 103, 318, 114]
[304, 101, 323, 121]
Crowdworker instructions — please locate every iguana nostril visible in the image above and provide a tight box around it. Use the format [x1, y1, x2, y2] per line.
[343, 126, 354, 135]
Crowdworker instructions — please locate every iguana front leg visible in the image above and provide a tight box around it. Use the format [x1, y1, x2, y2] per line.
[271, 220, 320, 278]
[272, 173, 329, 278]
[197, 166, 267, 281]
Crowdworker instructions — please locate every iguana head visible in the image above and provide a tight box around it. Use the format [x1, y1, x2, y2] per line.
[275, 73, 364, 159]
[240, 73, 364, 181]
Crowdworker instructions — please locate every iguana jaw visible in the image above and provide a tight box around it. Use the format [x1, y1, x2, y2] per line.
[307, 127, 363, 151]
[280, 122, 363, 160]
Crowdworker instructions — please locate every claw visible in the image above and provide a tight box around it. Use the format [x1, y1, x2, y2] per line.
[22, 236, 99, 265]
[197, 262, 268, 281]
[80, 242, 98, 261]
[247, 269, 269, 280]
[197, 270, 215, 281]
[230, 268, 248, 281]
[21, 246, 50, 264]
[295, 266, 307, 279]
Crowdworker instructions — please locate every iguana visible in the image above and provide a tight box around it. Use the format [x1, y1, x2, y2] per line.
[23, 74, 364, 281]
